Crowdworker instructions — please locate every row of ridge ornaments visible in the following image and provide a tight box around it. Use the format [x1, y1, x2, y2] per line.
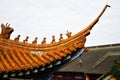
[0, 23, 72, 44]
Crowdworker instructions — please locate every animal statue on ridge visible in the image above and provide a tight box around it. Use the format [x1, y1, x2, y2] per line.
[0, 23, 14, 39]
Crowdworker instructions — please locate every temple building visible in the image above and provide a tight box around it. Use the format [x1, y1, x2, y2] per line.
[0, 4, 115, 80]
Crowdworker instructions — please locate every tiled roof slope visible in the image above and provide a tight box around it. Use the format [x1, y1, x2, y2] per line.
[0, 39, 83, 73]
[58, 44, 120, 74]
[0, 34, 87, 79]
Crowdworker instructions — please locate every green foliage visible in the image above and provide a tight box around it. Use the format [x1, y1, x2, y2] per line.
[110, 64, 120, 80]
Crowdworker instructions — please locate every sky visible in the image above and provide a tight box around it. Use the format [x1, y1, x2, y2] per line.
[0, 0, 120, 46]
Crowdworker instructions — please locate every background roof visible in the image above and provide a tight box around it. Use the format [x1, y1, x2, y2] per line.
[58, 44, 120, 74]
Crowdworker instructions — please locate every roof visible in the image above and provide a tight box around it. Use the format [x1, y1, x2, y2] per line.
[0, 4, 110, 79]
[58, 43, 120, 74]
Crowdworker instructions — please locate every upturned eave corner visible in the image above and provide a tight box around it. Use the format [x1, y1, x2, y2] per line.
[80, 4, 110, 52]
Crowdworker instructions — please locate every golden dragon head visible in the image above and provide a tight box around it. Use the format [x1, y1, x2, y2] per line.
[0, 23, 14, 39]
